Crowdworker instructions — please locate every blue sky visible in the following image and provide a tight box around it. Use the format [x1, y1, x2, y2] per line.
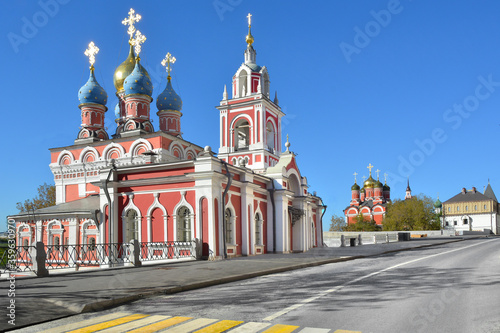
[2, 0, 500, 232]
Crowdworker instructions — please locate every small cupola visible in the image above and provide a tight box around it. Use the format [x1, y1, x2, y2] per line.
[78, 42, 107, 106]
[76, 41, 108, 142]
[157, 53, 183, 136]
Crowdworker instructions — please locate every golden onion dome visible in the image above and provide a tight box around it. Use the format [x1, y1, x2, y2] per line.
[364, 175, 376, 188]
[113, 44, 151, 92]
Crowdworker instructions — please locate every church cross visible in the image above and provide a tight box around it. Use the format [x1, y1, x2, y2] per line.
[122, 8, 142, 40]
[161, 52, 176, 77]
[384, 173, 388, 183]
[362, 176, 366, 182]
[84, 41, 99, 68]
[130, 30, 146, 57]
[367, 163, 374, 175]
[247, 13, 252, 27]
[375, 169, 380, 180]
[353, 172, 358, 183]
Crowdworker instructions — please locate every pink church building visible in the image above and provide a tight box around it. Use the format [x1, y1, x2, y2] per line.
[9, 11, 325, 264]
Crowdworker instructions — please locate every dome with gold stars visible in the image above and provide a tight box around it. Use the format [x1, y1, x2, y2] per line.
[157, 77, 182, 112]
[78, 68, 107, 106]
[123, 60, 153, 97]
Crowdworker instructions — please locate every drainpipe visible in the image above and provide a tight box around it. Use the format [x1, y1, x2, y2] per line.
[102, 160, 116, 248]
[268, 181, 276, 253]
[221, 161, 232, 259]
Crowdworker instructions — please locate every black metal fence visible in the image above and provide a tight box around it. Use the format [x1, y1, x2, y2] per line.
[0, 240, 197, 277]
[0, 245, 35, 273]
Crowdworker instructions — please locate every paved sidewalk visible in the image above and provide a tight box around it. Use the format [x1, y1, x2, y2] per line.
[0, 237, 473, 331]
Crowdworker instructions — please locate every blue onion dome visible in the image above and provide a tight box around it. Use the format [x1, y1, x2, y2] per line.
[78, 67, 107, 106]
[351, 183, 360, 191]
[123, 60, 153, 97]
[434, 198, 442, 208]
[156, 77, 182, 111]
[114, 103, 120, 119]
[113, 44, 151, 92]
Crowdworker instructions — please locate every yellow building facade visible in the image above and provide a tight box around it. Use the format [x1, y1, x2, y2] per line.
[442, 184, 499, 234]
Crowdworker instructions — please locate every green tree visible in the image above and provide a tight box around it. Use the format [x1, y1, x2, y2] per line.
[16, 183, 56, 213]
[383, 194, 440, 231]
[346, 213, 381, 231]
[329, 214, 347, 231]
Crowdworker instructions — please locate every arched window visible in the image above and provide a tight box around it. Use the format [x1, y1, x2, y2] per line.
[266, 122, 275, 151]
[255, 213, 261, 245]
[262, 72, 270, 97]
[225, 209, 233, 244]
[54, 236, 60, 251]
[89, 237, 96, 250]
[177, 206, 191, 242]
[125, 209, 138, 242]
[238, 71, 247, 97]
[23, 239, 29, 251]
[235, 120, 250, 151]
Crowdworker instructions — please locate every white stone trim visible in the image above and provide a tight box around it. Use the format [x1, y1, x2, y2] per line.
[57, 150, 76, 165]
[78, 146, 100, 163]
[102, 142, 126, 161]
[130, 138, 153, 157]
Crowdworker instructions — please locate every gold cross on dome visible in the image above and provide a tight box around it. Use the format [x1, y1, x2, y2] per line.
[84, 41, 99, 68]
[384, 173, 388, 183]
[131, 30, 146, 57]
[161, 52, 176, 77]
[353, 172, 358, 182]
[122, 8, 142, 40]
[375, 169, 380, 179]
[367, 163, 374, 175]
[247, 13, 252, 27]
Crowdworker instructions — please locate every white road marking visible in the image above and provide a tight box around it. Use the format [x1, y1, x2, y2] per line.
[263, 239, 498, 321]
[229, 321, 272, 332]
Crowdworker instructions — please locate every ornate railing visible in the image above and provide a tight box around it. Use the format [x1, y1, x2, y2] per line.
[140, 241, 195, 261]
[0, 240, 198, 277]
[45, 243, 132, 270]
[0, 246, 35, 273]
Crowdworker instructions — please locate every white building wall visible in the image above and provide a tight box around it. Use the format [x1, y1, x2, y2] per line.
[443, 212, 498, 234]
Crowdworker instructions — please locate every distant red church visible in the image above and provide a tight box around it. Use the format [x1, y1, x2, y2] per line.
[343, 164, 392, 225]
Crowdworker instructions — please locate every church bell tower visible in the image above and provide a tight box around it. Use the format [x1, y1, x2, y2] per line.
[216, 14, 285, 172]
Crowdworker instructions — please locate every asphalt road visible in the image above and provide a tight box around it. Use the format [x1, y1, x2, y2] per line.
[17, 237, 500, 332]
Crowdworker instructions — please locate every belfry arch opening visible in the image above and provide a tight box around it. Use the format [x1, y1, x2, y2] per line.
[234, 119, 250, 151]
[266, 121, 275, 151]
